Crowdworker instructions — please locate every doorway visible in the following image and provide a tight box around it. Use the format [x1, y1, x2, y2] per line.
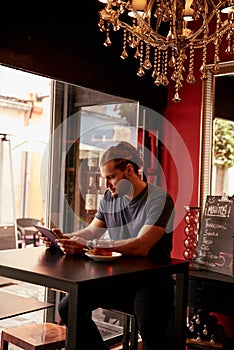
[0, 66, 52, 249]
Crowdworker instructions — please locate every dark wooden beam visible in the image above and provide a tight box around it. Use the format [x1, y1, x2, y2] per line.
[0, 2, 167, 112]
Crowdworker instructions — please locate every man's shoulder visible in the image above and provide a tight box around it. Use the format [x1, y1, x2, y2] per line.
[147, 184, 174, 203]
[147, 183, 169, 196]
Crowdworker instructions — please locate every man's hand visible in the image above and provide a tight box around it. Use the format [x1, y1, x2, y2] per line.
[38, 227, 68, 247]
[56, 239, 85, 255]
[52, 228, 66, 239]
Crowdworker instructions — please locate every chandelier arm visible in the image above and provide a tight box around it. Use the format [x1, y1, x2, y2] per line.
[192, 21, 233, 48]
[192, 23, 232, 46]
[148, 0, 163, 34]
[207, 0, 219, 9]
[121, 0, 232, 46]
[143, 0, 155, 21]
[119, 20, 166, 45]
[203, 0, 231, 30]
[174, 0, 185, 36]
[129, 5, 158, 34]
[181, 1, 232, 42]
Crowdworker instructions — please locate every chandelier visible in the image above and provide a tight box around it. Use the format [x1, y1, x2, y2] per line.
[98, 0, 234, 102]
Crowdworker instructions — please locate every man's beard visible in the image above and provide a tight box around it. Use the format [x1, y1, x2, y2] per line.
[114, 178, 133, 199]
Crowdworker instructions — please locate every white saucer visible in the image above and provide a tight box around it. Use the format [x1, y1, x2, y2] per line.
[85, 252, 122, 262]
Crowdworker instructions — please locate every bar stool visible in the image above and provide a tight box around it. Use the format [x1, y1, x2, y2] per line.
[104, 309, 139, 350]
[122, 313, 139, 350]
[1, 322, 66, 350]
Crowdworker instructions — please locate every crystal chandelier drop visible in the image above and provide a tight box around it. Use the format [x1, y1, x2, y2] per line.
[98, 0, 234, 102]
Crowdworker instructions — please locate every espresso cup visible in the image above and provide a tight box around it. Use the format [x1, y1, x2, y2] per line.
[92, 239, 114, 256]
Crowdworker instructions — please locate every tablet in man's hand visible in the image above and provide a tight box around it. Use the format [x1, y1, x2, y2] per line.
[34, 225, 65, 254]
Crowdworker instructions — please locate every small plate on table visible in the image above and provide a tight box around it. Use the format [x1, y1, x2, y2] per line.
[85, 252, 122, 262]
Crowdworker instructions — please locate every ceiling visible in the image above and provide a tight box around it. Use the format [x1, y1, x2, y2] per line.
[0, 2, 168, 111]
[0, 1, 233, 113]
[1, 1, 140, 72]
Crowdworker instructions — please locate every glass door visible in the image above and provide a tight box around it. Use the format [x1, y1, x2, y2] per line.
[49, 82, 138, 233]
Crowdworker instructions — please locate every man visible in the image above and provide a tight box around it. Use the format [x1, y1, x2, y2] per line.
[44, 141, 175, 350]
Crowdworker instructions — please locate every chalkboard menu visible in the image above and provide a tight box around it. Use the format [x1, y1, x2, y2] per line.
[195, 195, 234, 276]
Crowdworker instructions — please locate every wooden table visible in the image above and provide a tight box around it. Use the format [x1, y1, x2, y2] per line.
[0, 246, 189, 350]
[0, 290, 53, 320]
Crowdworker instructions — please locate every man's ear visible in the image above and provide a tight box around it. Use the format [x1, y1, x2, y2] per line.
[126, 163, 134, 175]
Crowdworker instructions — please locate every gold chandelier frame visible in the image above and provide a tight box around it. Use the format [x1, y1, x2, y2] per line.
[98, 0, 234, 102]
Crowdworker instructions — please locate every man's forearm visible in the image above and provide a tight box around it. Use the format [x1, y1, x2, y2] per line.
[66, 225, 106, 242]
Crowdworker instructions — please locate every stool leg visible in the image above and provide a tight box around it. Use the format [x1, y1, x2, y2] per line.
[130, 317, 138, 350]
[122, 314, 130, 350]
[1, 335, 9, 350]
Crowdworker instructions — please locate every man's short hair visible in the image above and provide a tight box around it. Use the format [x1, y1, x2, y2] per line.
[100, 142, 143, 174]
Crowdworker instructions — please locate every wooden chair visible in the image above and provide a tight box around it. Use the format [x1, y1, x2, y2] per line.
[1, 323, 66, 350]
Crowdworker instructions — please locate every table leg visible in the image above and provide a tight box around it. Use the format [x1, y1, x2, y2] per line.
[67, 284, 79, 350]
[174, 270, 189, 350]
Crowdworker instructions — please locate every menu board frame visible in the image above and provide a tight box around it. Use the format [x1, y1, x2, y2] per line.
[195, 195, 234, 276]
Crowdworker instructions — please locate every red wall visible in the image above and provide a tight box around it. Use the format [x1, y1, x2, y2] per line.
[162, 47, 232, 259]
[162, 50, 234, 337]
[163, 65, 202, 259]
